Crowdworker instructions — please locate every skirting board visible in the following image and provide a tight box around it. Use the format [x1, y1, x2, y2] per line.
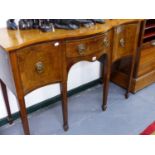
[0, 78, 101, 127]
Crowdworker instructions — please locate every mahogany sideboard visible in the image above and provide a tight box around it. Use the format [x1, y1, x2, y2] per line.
[0, 19, 141, 135]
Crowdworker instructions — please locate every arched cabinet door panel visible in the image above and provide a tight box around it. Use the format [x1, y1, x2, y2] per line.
[16, 41, 64, 94]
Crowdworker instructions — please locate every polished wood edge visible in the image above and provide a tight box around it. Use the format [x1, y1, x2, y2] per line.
[0, 20, 142, 52]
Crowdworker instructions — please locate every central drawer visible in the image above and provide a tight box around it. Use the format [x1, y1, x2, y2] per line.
[16, 41, 64, 94]
[66, 32, 112, 58]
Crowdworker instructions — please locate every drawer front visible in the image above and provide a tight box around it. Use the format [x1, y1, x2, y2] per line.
[66, 32, 112, 58]
[138, 42, 155, 76]
[16, 41, 63, 94]
[112, 22, 140, 62]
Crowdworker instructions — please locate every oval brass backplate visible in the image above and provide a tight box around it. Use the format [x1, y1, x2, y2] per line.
[103, 37, 110, 48]
[35, 61, 44, 74]
[77, 44, 86, 56]
[120, 38, 125, 48]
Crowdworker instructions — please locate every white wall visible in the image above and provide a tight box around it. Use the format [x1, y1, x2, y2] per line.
[0, 20, 101, 119]
[0, 20, 6, 28]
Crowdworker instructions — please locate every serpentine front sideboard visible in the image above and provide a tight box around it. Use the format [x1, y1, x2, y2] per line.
[0, 19, 141, 135]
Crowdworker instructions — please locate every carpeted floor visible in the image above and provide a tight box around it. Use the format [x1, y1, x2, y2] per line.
[0, 82, 155, 135]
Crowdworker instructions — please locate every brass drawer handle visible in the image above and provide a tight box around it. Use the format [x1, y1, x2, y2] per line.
[103, 37, 110, 48]
[35, 61, 44, 74]
[120, 38, 125, 48]
[116, 26, 123, 34]
[77, 44, 86, 56]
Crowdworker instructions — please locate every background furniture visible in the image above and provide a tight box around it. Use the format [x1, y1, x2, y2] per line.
[0, 20, 141, 134]
[112, 19, 155, 93]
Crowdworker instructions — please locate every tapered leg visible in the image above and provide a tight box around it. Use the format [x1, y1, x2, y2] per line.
[0, 79, 13, 124]
[9, 52, 30, 135]
[102, 55, 111, 111]
[125, 56, 135, 99]
[60, 81, 69, 131]
[17, 96, 30, 135]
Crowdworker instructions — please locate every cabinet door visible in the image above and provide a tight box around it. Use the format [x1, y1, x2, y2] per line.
[16, 41, 64, 94]
[112, 22, 140, 62]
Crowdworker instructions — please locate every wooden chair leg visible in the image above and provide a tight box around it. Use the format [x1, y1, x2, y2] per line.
[102, 55, 111, 111]
[60, 82, 69, 131]
[125, 56, 135, 99]
[0, 79, 13, 124]
[17, 96, 30, 135]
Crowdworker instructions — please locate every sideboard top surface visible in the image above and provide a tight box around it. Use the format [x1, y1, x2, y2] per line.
[0, 19, 141, 52]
